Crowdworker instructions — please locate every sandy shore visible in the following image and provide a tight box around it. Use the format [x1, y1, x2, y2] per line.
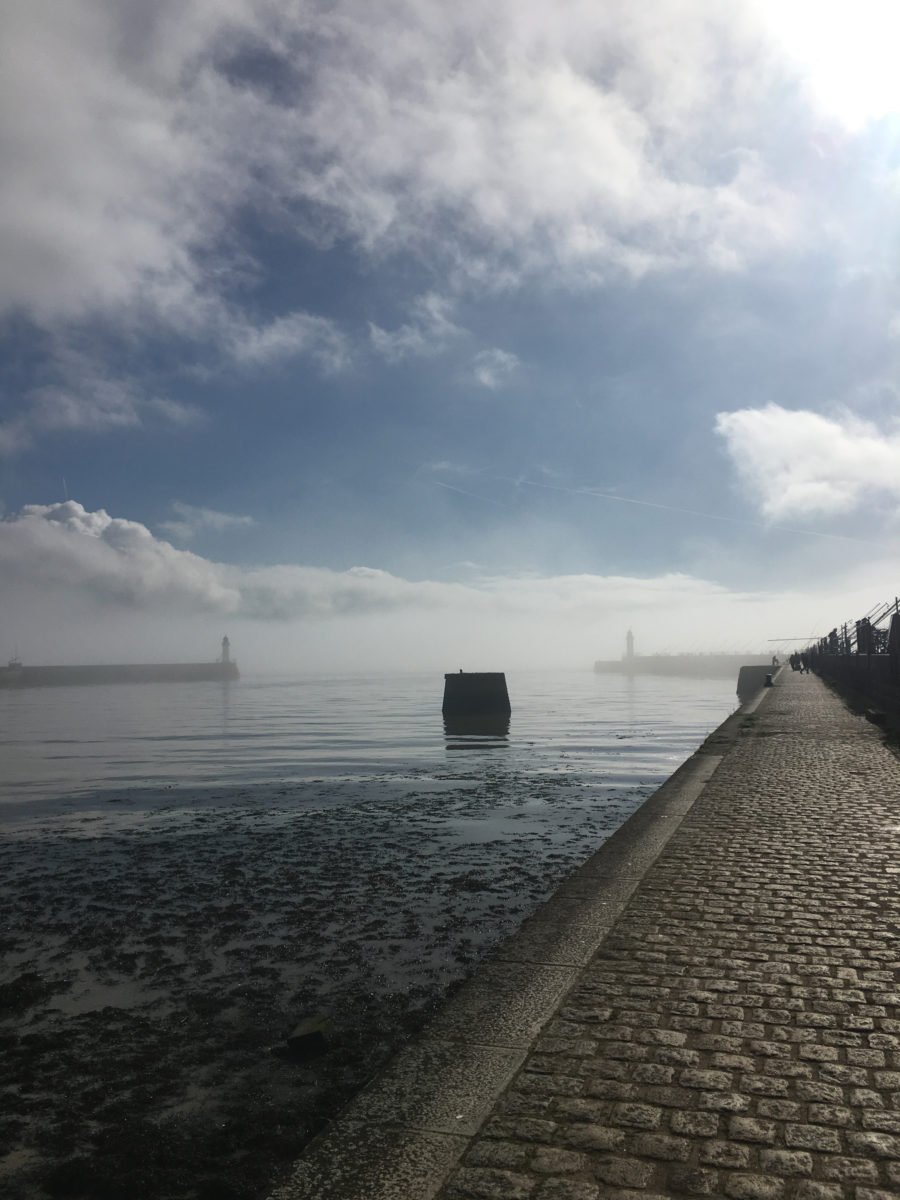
[0, 770, 647, 1199]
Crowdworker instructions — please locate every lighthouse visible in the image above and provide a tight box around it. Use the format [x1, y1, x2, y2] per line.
[625, 630, 634, 661]
[221, 635, 230, 664]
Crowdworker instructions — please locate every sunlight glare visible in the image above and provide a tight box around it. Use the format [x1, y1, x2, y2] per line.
[761, 0, 900, 128]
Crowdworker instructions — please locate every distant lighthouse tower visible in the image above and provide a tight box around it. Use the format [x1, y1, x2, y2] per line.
[625, 629, 634, 661]
[221, 635, 230, 664]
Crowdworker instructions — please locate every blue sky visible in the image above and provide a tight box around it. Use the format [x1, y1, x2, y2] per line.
[3, 0, 900, 670]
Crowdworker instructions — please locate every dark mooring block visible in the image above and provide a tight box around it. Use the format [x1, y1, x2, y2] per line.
[442, 671, 511, 717]
[285, 1015, 334, 1061]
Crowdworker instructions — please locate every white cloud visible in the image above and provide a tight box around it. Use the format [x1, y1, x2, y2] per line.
[716, 403, 900, 519]
[0, 500, 720, 625]
[369, 294, 463, 361]
[2, 0, 852, 460]
[0, 417, 36, 458]
[0, 502, 240, 612]
[0, 347, 204, 456]
[471, 348, 520, 389]
[419, 460, 475, 476]
[281, 2, 804, 283]
[145, 397, 207, 428]
[0, 2, 219, 323]
[160, 502, 255, 542]
[0, 0, 813, 343]
[3, 498, 897, 673]
[226, 310, 351, 372]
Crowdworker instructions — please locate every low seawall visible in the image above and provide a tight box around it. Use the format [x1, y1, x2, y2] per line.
[736, 662, 779, 704]
[594, 654, 771, 679]
[268, 675, 772, 1200]
[0, 662, 239, 688]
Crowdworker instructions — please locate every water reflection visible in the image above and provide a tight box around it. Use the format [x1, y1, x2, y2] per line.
[218, 679, 233, 738]
[443, 714, 510, 751]
[0, 671, 741, 810]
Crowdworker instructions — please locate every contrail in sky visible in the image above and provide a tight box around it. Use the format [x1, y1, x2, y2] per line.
[433, 471, 886, 546]
[433, 479, 511, 508]
[480, 475, 886, 546]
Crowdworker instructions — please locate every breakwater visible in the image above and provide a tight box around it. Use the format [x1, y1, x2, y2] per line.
[594, 652, 771, 679]
[736, 662, 779, 703]
[0, 661, 239, 688]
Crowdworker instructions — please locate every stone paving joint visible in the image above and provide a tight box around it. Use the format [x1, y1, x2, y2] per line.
[274, 672, 900, 1200]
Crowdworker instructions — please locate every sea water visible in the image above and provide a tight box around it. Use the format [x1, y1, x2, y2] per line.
[0, 668, 741, 1200]
[0, 668, 737, 820]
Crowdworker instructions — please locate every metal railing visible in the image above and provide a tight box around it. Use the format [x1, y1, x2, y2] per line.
[809, 596, 899, 658]
[805, 597, 900, 711]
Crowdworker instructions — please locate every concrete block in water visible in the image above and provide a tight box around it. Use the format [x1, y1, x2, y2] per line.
[442, 671, 511, 717]
[286, 1015, 334, 1060]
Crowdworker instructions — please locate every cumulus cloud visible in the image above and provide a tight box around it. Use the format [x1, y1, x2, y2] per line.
[0, 502, 239, 612]
[0, 501, 493, 622]
[369, 294, 463, 362]
[271, 0, 805, 283]
[159, 502, 255, 542]
[471, 348, 520, 389]
[0, 0, 840, 455]
[225, 310, 351, 373]
[4, 498, 900, 669]
[0, 2, 218, 323]
[0, 496, 848, 624]
[0, 0, 811, 339]
[0, 500, 738, 625]
[715, 404, 900, 519]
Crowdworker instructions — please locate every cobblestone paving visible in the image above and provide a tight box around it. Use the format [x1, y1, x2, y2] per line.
[435, 672, 900, 1200]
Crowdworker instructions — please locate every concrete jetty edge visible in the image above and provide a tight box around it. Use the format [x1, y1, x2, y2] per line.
[268, 679, 777, 1200]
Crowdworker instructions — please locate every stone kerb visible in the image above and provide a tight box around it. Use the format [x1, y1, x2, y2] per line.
[435, 671, 900, 1200]
[269, 682, 769, 1200]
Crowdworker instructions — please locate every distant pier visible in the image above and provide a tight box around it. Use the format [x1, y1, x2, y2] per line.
[594, 652, 772, 679]
[0, 661, 239, 688]
[0, 637, 239, 688]
[595, 632, 771, 681]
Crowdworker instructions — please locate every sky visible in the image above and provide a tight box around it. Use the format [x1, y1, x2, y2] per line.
[3, 0, 900, 671]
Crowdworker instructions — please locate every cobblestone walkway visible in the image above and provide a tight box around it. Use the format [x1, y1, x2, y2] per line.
[436, 672, 900, 1200]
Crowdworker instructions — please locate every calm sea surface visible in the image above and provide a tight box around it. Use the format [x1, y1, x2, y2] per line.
[0, 668, 739, 827]
[1, 668, 743, 1200]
